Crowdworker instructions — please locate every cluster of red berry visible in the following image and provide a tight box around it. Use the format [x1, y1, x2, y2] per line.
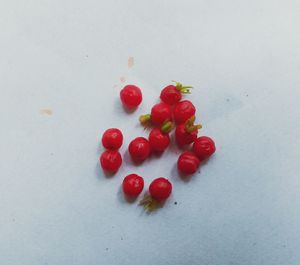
[100, 82, 216, 211]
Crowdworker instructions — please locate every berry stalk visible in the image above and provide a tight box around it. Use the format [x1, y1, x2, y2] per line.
[172, 80, 193, 94]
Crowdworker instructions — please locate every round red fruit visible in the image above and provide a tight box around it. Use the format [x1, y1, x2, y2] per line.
[148, 128, 170, 153]
[175, 124, 198, 146]
[173, 100, 196, 124]
[149, 178, 172, 201]
[192, 136, 216, 161]
[151, 102, 172, 126]
[128, 137, 151, 162]
[101, 128, 123, 150]
[122, 174, 144, 197]
[175, 116, 202, 146]
[120, 85, 142, 109]
[160, 85, 182, 105]
[100, 150, 122, 173]
[177, 151, 200, 175]
[160, 81, 193, 105]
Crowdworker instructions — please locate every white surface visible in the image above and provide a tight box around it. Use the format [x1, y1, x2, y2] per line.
[1, 1, 300, 264]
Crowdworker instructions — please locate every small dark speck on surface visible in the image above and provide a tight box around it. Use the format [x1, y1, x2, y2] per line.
[105, 248, 109, 251]
[226, 98, 230, 102]
[121, 237, 123, 240]
[174, 202, 177, 205]
[85, 54, 89, 58]
[50, 153, 54, 156]
[252, 242, 257, 246]
[246, 94, 249, 97]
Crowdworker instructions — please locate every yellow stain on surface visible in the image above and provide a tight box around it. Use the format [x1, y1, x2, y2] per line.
[40, 109, 53, 116]
[128, 57, 134, 68]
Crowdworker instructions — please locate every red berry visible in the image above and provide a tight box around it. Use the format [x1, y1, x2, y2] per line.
[120, 85, 142, 109]
[139, 103, 172, 127]
[101, 128, 123, 150]
[128, 137, 151, 162]
[148, 128, 170, 153]
[160, 81, 193, 105]
[149, 178, 172, 201]
[122, 174, 144, 197]
[175, 124, 198, 146]
[177, 151, 200, 175]
[175, 116, 202, 146]
[173, 100, 196, 124]
[100, 150, 122, 173]
[151, 102, 172, 126]
[192, 136, 216, 161]
[160, 85, 182, 105]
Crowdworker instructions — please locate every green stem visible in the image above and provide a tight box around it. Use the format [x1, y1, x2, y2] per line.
[185, 115, 202, 133]
[172, 80, 193, 94]
[161, 121, 174, 133]
[139, 114, 151, 125]
[139, 194, 159, 212]
[185, 124, 202, 133]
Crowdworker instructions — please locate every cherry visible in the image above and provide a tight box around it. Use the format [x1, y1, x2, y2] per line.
[139, 102, 172, 127]
[173, 100, 196, 124]
[148, 128, 170, 153]
[175, 116, 202, 146]
[192, 136, 216, 161]
[139, 177, 172, 211]
[177, 151, 200, 175]
[120, 85, 142, 109]
[160, 81, 193, 105]
[101, 128, 123, 150]
[122, 174, 144, 197]
[100, 150, 122, 173]
[128, 137, 151, 162]
[149, 177, 172, 201]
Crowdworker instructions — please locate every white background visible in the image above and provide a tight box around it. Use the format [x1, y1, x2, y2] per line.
[1, 1, 300, 264]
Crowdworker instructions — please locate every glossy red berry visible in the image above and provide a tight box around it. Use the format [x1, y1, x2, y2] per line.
[177, 151, 200, 175]
[160, 85, 181, 105]
[140, 102, 172, 127]
[151, 102, 172, 125]
[120, 85, 142, 109]
[101, 128, 123, 150]
[100, 150, 122, 173]
[175, 124, 198, 146]
[128, 137, 151, 162]
[160, 81, 193, 105]
[175, 116, 202, 146]
[149, 178, 172, 201]
[122, 174, 144, 197]
[192, 136, 216, 161]
[148, 128, 170, 153]
[173, 100, 196, 124]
